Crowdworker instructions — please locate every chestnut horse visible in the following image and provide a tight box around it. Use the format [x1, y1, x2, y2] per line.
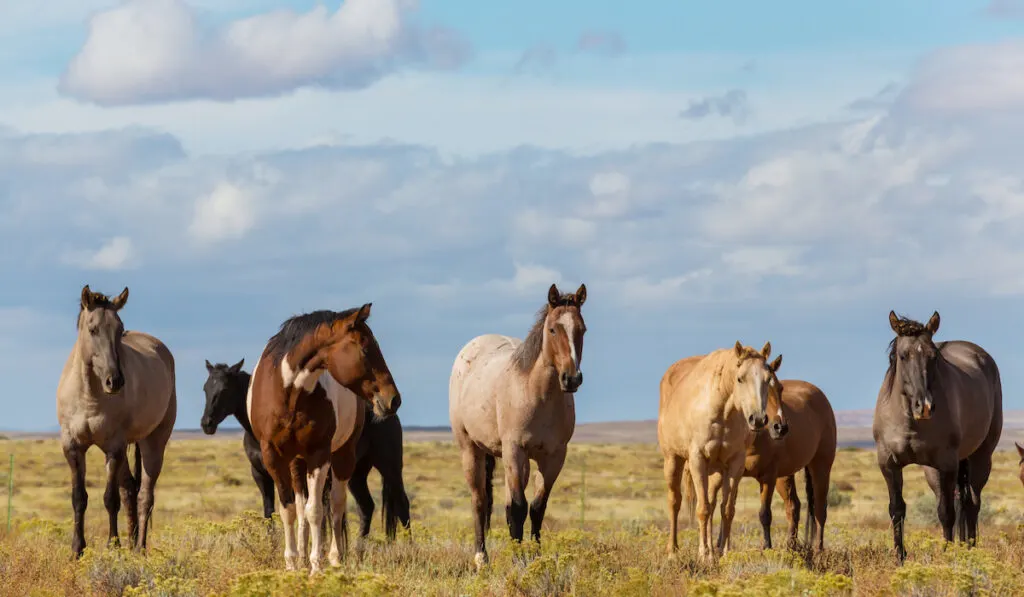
[658, 342, 775, 561]
[873, 311, 1002, 564]
[247, 305, 401, 573]
[56, 286, 177, 558]
[449, 283, 587, 570]
[683, 370, 837, 552]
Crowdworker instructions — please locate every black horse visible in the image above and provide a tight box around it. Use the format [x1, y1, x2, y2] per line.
[201, 359, 410, 540]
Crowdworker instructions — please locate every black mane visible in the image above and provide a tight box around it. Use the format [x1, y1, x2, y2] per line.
[264, 308, 359, 364]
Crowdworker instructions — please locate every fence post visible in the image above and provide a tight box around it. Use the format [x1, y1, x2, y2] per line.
[6, 453, 12, 532]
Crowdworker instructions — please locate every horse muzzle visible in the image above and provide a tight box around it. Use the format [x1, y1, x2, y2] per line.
[747, 413, 768, 431]
[374, 393, 402, 419]
[769, 420, 789, 440]
[560, 370, 583, 393]
[200, 417, 217, 435]
[912, 396, 933, 420]
[103, 372, 125, 394]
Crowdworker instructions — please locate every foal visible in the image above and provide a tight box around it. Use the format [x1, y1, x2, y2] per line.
[56, 286, 177, 557]
[248, 305, 401, 573]
[349, 407, 412, 541]
[449, 283, 587, 569]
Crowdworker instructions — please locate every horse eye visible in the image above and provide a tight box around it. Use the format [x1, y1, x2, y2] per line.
[549, 328, 555, 335]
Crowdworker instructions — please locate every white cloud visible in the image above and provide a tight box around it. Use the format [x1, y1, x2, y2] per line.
[63, 236, 137, 270]
[897, 40, 1024, 115]
[59, 0, 471, 105]
[189, 182, 256, 244]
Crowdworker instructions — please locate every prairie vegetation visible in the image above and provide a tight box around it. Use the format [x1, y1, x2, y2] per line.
[0, 438, 1022, 596]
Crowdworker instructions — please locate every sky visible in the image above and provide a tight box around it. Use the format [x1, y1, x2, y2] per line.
[2, 0, 1024, 431]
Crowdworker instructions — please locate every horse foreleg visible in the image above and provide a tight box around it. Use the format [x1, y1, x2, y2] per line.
[347, 455, 375, 540]
[304, 461, 331, 574]
[263, 445, 299, 571]
[103, 446, 127, 548]
[62, 439, 88, 558]
[717, 458, 744, 557]
[688, 454, 713, 562]
[879, 460, 907, 564]
[966, 452, 993, 547]
[251, 460, 276, 520]
[459, 444, 489, 570]
[758, 477, 775, 550]
[530, 446, 566, 544]
[290, 459, 311, 568]
[503, 445, 530, 545]
[775, 476, 800, 548]
[119, 445, 140, 547]
[328, 434, 360, 566]
[663, 453, 684, 555]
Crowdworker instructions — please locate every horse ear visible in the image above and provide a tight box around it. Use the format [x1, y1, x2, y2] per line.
[926, 311, 940, 335]
[548, 284, 560, 307]
[761, 341, 771, 359]
[355, 303, 372, 324]
[889, 310, 900, 333]
[575, 283, 587, 307]
[769, 354, 782, 372]
[734, 341, 744, 359]
[205, 360, 214, 372]
[230, 358, 244, 373]
[112, 287, 129, 311]
[81, 285, 94, 309]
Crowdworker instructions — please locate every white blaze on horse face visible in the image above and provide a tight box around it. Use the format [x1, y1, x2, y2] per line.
[556, 311, 580, 369]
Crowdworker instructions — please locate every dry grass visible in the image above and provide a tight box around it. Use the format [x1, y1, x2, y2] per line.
[1, 438, 1023, 596]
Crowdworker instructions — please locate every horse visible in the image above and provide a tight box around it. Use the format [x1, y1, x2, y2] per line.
[247, 304, 401, 573]
[56, 286, 177, 558]
[873, 311, 1003, 564]
[1016, 443, 1024, 489]
[348, 406, 412, 541]
[449, 283, 587, 570]
[683, 368, 837, 553]
[200, 358, 331, 523]
[658, 341, 775, 562]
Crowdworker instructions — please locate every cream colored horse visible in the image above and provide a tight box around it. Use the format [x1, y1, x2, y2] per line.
[658, 341, 776, 561]
[56, 286, 177, 558]
[449, 283, 587, 569]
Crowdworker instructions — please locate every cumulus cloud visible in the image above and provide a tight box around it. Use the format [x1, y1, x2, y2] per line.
[62, 236, 137, 270]
[189, 182, 256, 244]
[58, 0, 472, 105]
[679, 89, 751, 124]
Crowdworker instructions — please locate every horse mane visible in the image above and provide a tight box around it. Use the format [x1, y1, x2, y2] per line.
[690, 345, 765, 397]
[511, 292, 581, 373]
[264, 308, 359, 365]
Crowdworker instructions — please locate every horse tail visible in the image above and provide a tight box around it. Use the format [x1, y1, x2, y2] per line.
[484, 454, 496, 531]
[382, 477, 397, 539]
[955, 458, 970, 542]
[683, 463, 696, 527]
[803, 466, 814, 546]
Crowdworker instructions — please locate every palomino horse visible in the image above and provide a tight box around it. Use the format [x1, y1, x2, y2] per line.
[200, 359, 330, 523]
[873, 311, 1003, 563]
[349, 407, 412, 541]
[683, 370, 837, 552]
[247, 305, 401, 573]
[658, 341, 775, 561]
[56, 286, 177, 558]
[449, 283, 587, 569]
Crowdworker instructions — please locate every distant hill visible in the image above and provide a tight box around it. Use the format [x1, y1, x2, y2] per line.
[5, 411, 1023, 448]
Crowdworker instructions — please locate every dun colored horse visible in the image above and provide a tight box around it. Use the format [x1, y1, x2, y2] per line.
[247, 305, 401, 573]
[873, 311, 1003, 563]
[56, 286, 178, 558]
[683, 368, 837, 552]
[449, 283, 587, 569]
[658, 342, 775, 561]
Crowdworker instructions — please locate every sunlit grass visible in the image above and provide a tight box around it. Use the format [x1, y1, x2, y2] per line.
[0, 437, 1022, 595]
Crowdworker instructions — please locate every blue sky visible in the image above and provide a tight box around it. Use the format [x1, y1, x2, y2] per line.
[2, 0, 1024, 431]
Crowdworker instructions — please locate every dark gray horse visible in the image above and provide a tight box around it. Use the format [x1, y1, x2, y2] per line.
[201, 359, 410, 539]
[872, 311, 1003, 564]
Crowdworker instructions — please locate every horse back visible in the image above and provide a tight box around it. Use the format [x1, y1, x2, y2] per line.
[449, 334, 520, 452]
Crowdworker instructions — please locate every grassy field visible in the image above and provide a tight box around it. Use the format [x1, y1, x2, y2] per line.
[0, 436, 1022, 596]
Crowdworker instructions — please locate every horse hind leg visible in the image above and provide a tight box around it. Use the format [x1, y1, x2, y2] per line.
[775, 476, 800, 548]
[347, 454, 375, 541]
[136, 405, 174, 553]
[663, 453, 684, 555]
[965, 452, 993, 547]
[758, 478, 775, 550]
[458, 442, 489, 570]
[328, 433, 361, 567]
[955, 459, 970, 543]
[103, 445, 129, 548]
[807, 462, 832, 553]
[484, 454, 495, 533]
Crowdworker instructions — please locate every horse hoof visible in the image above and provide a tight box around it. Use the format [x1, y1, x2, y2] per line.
[474, 552, 488, 571]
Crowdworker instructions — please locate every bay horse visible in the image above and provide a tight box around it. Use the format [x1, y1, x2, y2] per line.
[56, 286, 177, 558]
[247, 304, 401, 573]
[683, 369, 837, 552]
[658, 341, 775, 562]
[873, 311, 1003, 563]
[449, 283, 587, 570]
[201, 360, 409, 540]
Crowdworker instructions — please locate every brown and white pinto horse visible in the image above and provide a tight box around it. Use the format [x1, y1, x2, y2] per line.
[449, 283, 587, 570]
[247, 304, 401, 573]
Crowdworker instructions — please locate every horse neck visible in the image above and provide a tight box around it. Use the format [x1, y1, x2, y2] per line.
[711, 355, 744, 420]
[524, 348, 562, 401]
[231, 374, 254, 434]
[71, 331, 102, 399]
